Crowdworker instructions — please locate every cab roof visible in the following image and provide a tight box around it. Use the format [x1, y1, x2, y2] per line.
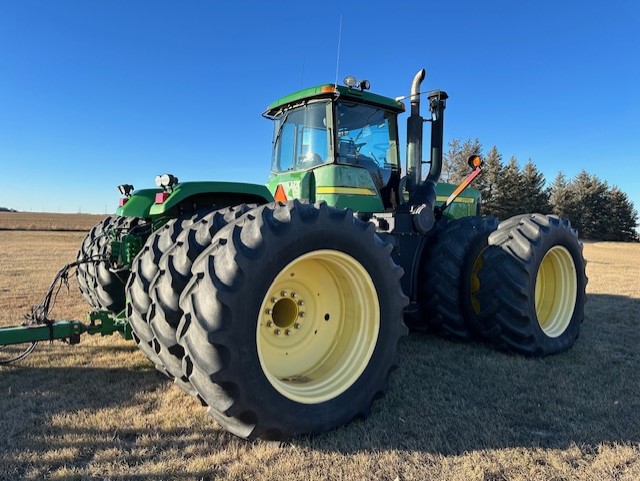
[264, 84, 406, 117]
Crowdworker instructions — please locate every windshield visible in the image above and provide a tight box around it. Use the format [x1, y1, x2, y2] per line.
[271, 101, 332, 173]
[336, 101, 399, 187]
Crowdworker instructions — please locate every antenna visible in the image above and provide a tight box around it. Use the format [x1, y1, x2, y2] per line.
[334, 14, 343, 88]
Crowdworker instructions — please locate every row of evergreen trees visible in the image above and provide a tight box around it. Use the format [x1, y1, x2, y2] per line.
[442, 139, 639, 241]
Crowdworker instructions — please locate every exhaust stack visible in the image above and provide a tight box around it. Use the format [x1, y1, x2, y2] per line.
[426, 90, 448, 183]
[403, 70, 448, 232]
[405, 69, 426, 194]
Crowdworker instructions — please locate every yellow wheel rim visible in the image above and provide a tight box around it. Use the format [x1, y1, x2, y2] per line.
[257, 250, 380, 404]
[534, 246, 577, 337]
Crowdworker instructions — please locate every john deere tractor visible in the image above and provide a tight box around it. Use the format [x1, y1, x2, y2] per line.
[1, 69, 587, 440]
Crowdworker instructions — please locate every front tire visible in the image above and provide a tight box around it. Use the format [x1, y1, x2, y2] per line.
[476, 214, 587, 356]
[179, 201, 408, 439]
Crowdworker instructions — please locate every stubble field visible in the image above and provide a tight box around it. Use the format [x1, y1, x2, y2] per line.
[0, 213, 639, 480]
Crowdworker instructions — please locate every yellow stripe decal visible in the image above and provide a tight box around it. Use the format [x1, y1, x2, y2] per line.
[436, 196, 475, 204]
[317, 186, 377, 196]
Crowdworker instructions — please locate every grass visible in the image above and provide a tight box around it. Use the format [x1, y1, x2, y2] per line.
[1, 214, 639, 480]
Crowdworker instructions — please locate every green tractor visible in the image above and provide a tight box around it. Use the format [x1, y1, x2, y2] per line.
[1, 69, 587, 440]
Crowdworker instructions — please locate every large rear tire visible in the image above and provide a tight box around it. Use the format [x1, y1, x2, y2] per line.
[422, 216, 499, 340]
[126, 211, 207, 388]
[77, 215, 143, 313]
[476, 214, 587, 356]
[178, 201, 408, 440]
[148, 204, 256, 389]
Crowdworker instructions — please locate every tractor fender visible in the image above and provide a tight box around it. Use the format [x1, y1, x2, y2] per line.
[149, 181, 274, 216]
[116, 189, 161, 217]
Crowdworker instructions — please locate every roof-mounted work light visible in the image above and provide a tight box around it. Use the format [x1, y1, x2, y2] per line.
[343, 76, 370, 91]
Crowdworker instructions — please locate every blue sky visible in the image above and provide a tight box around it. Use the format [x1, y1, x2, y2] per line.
[1, 1, 638, 217]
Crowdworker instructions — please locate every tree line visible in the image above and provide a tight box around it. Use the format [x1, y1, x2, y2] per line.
[442, 139, 639, 241]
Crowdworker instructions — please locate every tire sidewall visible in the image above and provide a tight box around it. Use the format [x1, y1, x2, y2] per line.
[526, 223, 586, 354]
[218, 208, 403, 435]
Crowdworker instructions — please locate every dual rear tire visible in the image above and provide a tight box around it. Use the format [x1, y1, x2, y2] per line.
[179, 201, 408, 439]
[120, 201, 407, 440]
[475, 214, 587, 356]
[420, 213, 587, 357]
[77, 215, 144, 313]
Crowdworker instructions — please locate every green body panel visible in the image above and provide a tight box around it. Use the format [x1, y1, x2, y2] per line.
[265, 84, 405, 115]
[313, 165, 384, 211]
[149, 181, 274, 216]
[266, 170, 314, 201]
[267, 164, 385, 212]
[434, 183, 481, 219]
[115, 189, 160, 217]
[266, 166, 480, 217]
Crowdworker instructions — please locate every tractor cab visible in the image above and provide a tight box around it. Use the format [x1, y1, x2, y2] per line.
[264, 81, 405, 212]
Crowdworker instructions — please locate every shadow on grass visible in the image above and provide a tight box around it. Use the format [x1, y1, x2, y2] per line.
[0, 354, 239, 480]
[1, 293, 638, 472]
[303, 293, 640, 455]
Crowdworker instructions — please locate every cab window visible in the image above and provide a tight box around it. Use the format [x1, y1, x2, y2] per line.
[271, 101, 331, 173]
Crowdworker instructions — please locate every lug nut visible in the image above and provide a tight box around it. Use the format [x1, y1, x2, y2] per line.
[294, 323, 301, 329]
[285, 329, 292, 336]
[298, 300, 304, 306]
[265, 308, 272, 315]
[291, 292, 297, 299]
[271, 297, 277, 303]
[281, 290, 288, 297]
[274, 329, 281, 335]
[266, 321, 273, 327]
[299, 312, 305, 318]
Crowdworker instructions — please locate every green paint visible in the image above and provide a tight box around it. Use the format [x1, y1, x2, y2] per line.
[115, 189, 160, 217]
[149, 181, 273, 216]
[265, 84, 405, 116]
[0, 310, 131, 347]
[313, 164, 384, 212]
[266, 170, 314, 201]
[268, 164, 385, 211]
[435, 183, 481, 219]
[0, 321, 86, 345]
[314, 164, 384, 212]
[110, 228, 145, 268]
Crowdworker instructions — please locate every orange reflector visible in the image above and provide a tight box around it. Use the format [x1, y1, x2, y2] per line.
[320, 85, 336, 93]
[469, 155, 482, 168]
[274, 185, 288, 202]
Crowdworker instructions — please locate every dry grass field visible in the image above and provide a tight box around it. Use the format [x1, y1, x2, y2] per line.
[0, 212, 104, 232]
[1, 213, 639, 480]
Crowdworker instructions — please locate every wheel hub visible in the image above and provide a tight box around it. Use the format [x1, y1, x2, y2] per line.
[266, 293, 303, 335]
